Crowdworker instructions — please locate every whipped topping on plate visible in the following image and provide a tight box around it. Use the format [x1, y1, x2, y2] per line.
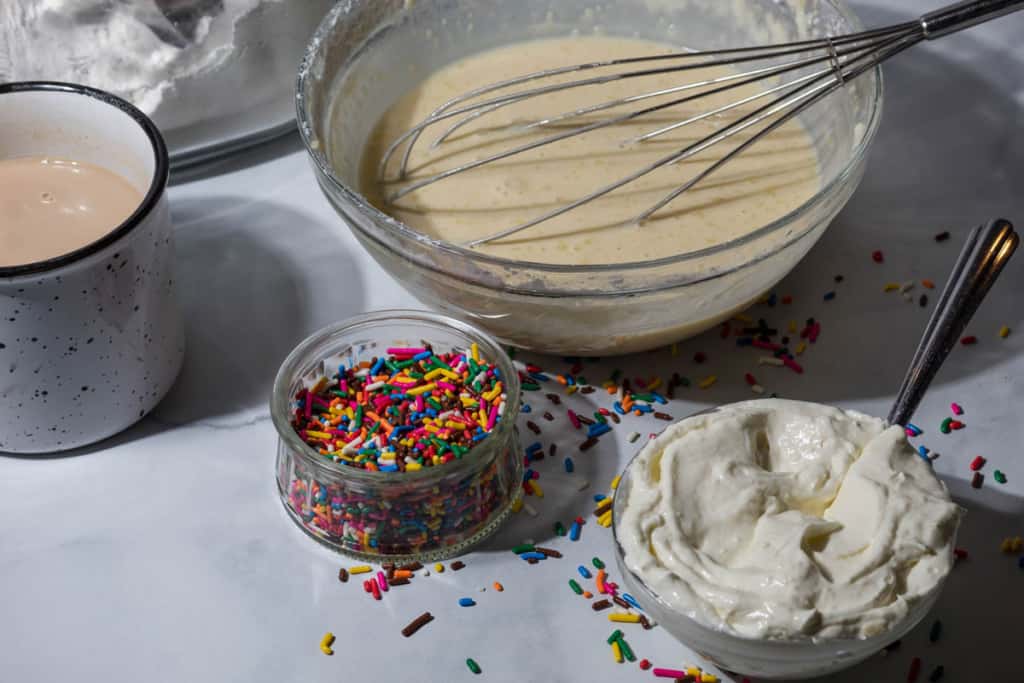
[616, 399, 962, 640]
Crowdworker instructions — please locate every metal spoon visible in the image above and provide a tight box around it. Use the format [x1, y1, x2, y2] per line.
[888, 218, 1018, 426]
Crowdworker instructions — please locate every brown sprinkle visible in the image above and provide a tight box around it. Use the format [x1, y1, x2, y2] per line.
[401, 611, 434, 637]
[451, 561, 466, 571]
[527, 557, 539, 564]
[549, 444, 557, 457]
[543, 411, 555, 421]
[545, 393, 562, 405]
[399, 562, 423, 571]
[534, 547, 562, 558]
[580, 386, 596, 394]
[337, 568, 349, 583]
[577, 415, 596, 426]
[389, 578, 410, 586]
[591, 599, 612, 611]
[654, 412, 673, 421]
[613, 596, 630, 609]
[640, 615, 653, 630]
[527, 420, 541, 435]
[609, 413, 620, 424]
[594, 499, 613, 516]
[579, 437, 599, 451]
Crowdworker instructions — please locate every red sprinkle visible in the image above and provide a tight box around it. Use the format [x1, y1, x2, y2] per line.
[969, 455, 986, 471]
[720, 322, 731, 338]
[907, 656, 921, 682]
[744, 372, 757, 386]
[783, 358, 804, 374]
[638, 659, 651, 671]
[872, 249, 884, 263]
[953, 548, 969, 561]
[949, 420, 965, 430]
[960, 335, 978, 345]
[693, 352, 707, 364]
[781, 295, 793, 304]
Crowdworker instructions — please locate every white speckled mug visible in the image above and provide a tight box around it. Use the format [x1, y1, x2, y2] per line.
[0, 83, 185, 453]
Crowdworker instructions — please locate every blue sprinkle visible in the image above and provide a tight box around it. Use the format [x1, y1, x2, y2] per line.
[622, 593, 643, 611]
[523, 469, 535, 482]
[1019, 556, 1024, 570]
[566, 376, 575, 386]
[569, 521, 581, 542]
[906, 423, 922, 436]
[526, 442, 543, 454]
[412, 351, 432, 361]
[529, 372, 549, 382]
[521, 404, 532, 413]
[458, 597, 476, 607]
[369, 538, 378, 547]
[736, 337, 754, 347]
[493, 367, 501, 378]
[613, 401, 626, 415]
[650, 392, 667, 405]
[578, 565, 592, 579]
[588, 423, 612, 438]
[519, 552, 546, 561]
[564, 457, 574, 473]
[767, 293, 777, 306]
[918, 445, 929, 457]
[425, 408, 438, 417]
[593, 494, 606, 502]
[370, 357, 385, 375]
[824, 291, 836, 301]
[633, 404, 654, 414]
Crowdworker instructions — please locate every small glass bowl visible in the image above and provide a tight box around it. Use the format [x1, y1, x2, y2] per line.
[270, 310, 523, 562]
[611, 410, 949, 680]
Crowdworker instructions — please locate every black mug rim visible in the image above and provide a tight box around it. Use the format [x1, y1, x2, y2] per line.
[0, 81, 169, 279]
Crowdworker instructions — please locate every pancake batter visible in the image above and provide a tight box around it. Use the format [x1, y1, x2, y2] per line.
[361, 35, 822, 266]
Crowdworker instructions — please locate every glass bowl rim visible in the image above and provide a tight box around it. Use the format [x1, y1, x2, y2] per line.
[295, 0, 884, 277]
[269, 308, 522, 484]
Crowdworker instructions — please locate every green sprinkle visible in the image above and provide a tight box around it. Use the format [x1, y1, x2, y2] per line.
[632, 393, 655, 402]
[466, 658, 482, 674]
[507, 346, 517, 359]
[929, 619, 942, 643]
[576, 376, 587, 384]
[940, 417, 952, 434]
[994, 470, 1008, 484]
[554, 521, 566, 536]
[592, 557, 605, 570]
[618, 636, 636, 662]
[611, 369, 621, 382]
[606, 629, 623, 645]
[521, 382, 541, 392]
[593, 412, 607, 424]
[568, 579, 583, 595]
[512, 543, 535, 554]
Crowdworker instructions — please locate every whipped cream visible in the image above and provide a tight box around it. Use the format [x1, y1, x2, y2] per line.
[616, 399, 962, 640]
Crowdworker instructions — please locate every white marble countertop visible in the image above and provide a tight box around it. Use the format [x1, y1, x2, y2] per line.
[2, 2, 1022, 681]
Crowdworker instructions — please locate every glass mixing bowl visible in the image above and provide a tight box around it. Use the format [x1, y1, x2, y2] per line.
[610, 407, 952, 680]
[297, 0, 882, 356]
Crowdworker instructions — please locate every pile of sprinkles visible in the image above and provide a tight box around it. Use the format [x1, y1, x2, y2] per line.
[290, 343, 507, 472]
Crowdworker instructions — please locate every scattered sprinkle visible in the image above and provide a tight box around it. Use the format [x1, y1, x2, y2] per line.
[823, 291, 836, 301]
[921, 279, 935, 289]
[971, 471, 984, 489]
[319, 632, 335, 656]
[493, 581, 504, 592]
[994, 470, 1007, 484]
[969, 455, 986, 471]
[999, 325, 1011, 338]
[872, 249, 884, 263]
[960, 335, 977, 345]
[928, 665, 944, 682]
[401, 611, 434, 637]
[907, 656, 922, 682]
[928, 619, 942, 643]
[698, 375, 718, 389]
[935, 231, 950, 242]
[337, 568, 349, 583]
[459, 597, 476, 607]
[569, 579, 583, 595]
[466, 658, 482, 675]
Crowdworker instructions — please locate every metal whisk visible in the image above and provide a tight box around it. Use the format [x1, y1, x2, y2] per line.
[379, 0, 1023, 248]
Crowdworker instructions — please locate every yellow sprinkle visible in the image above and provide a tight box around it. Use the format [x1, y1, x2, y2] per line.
[795, 341, 807, 355]
[701, 674, 718, 683]
[611, 640, 623, 663]
[733, 313, 754, 324]
[320, 632, 335, 656]
[610, 475, 621, 490]
[471, 342, 480, 362]
[349, 565, 372, 575]
[482, 381, 503, 401]
[597, 510, 613, 527]
[566, 385, 578, 395]
[670, 343, 679, 356]
[884, 283, 900, 292]
[788, 320, 798, 333]
[1013, 536, 1023, 553]
[528, 480, 544, 498]
[304, 431, 332, 440]
[999, 325, 1011, 338]
[510, 498, 523, 513]
[424, 368, 447, 381]
[608, 612, 641, 623]
[647, 377, 662, 390]
[406, 382, 437, 396]
[1000, 537, 1013, 553]
[435, 563, 445, 573]
[698, 375, 718, 389]
[687, 667, 702, 678]
[405, 462, 422, 472]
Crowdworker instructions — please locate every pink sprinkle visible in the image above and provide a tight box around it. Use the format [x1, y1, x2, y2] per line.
[415, 395, 425, 412]
[486, 404, 499, 430]
[652, 668, 688, 679]
[951, 402, 964, 416]
[567, 410, 582, 429]
[752, 339, 781, 351]
[436, 381, 458, 391]
[303, 391, 313, 419]
[782, 358, 804, 374]
[385, 347, 426, 356]
[376, 571, 389, 592]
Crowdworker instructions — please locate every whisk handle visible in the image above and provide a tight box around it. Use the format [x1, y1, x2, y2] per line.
[920, 0, 1024, 38]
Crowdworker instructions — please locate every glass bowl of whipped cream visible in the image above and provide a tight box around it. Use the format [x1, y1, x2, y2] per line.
[611, 400, 963, 679]
[298, 0, 882, 356]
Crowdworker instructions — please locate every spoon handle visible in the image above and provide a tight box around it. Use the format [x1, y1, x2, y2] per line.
[888, 218, 1019, 426]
